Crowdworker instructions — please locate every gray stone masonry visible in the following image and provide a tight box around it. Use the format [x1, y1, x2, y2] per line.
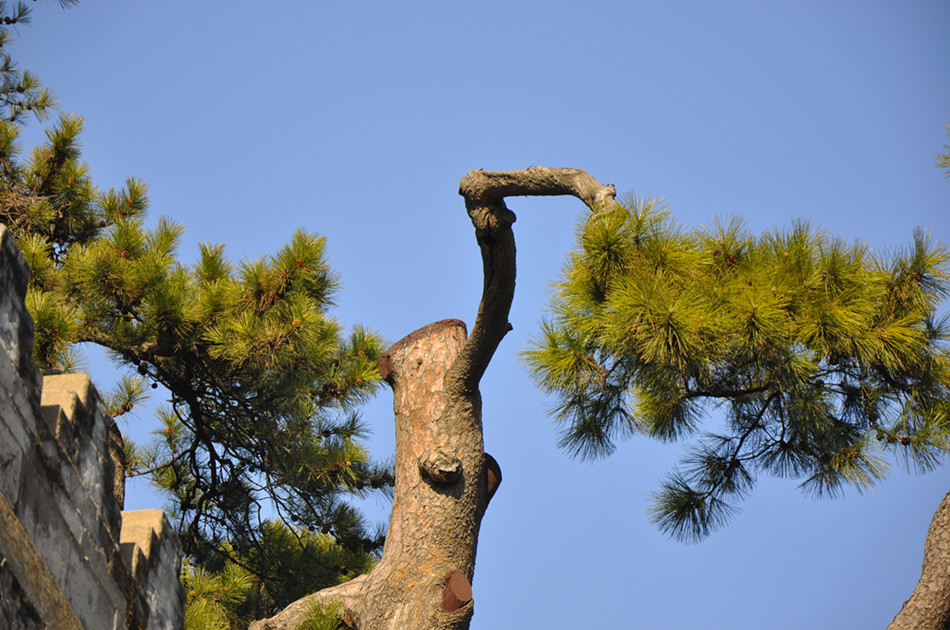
[0, 224, 185, 629]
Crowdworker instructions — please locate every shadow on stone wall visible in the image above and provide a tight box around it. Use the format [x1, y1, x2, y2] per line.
[0, 224, 185, 630]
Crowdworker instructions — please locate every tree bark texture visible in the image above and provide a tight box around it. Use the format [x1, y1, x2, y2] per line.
[886, 488, 950, 630]
[248, 168, 621, 630]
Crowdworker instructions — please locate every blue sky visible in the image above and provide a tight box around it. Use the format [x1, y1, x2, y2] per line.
[14, 1, 950, 627]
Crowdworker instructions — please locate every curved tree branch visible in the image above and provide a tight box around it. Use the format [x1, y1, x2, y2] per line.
[454, 166, 620, 391]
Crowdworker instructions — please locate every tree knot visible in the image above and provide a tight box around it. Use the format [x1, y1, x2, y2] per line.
[419, 448, 462, 484]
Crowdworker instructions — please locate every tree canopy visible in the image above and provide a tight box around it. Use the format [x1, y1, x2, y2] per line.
[0, 8, 392, 619]
[524, 194, 950, 541]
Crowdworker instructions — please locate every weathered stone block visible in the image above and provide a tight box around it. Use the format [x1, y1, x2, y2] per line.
[0, 490, 83, 629]
[0, 559, 46, 630]
[121, 509, 186, 630]
[42, 373, 123, 541]
[0, 224, 40, 396]
[0, 408, 27, 506]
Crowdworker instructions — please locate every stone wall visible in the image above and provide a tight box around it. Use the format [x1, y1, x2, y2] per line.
[0, 224, 185, 629]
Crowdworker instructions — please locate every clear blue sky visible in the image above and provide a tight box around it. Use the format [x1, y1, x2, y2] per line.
[15, 1, 950, 628]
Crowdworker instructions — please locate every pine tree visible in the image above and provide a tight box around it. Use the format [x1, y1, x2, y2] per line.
[0, 16, 391, 614]
[244, 154, 947, 629]
[0, 114, 391, 613]
[523, 193, 950, 542]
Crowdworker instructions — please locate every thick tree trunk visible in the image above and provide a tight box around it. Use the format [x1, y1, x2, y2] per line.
[251, 319, 496, 629]
[886, 489, 950, 630]
[250, 167, 619, 630]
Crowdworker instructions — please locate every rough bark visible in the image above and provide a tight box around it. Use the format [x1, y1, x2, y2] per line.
[886, 488, 950, 630]
[250, 167, 619, 630]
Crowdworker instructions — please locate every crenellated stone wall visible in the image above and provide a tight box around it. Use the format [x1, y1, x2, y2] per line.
[0, 224, 185, 630]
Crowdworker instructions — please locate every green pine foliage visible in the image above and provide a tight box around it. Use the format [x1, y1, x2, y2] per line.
[0, 109, 390, 613]
[525, 195, 950, 542]
[301, 601, 348, 630]
[0, 10, 389, 618]
[181, 524, 365, 627]
[182, 556, 256, 630]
